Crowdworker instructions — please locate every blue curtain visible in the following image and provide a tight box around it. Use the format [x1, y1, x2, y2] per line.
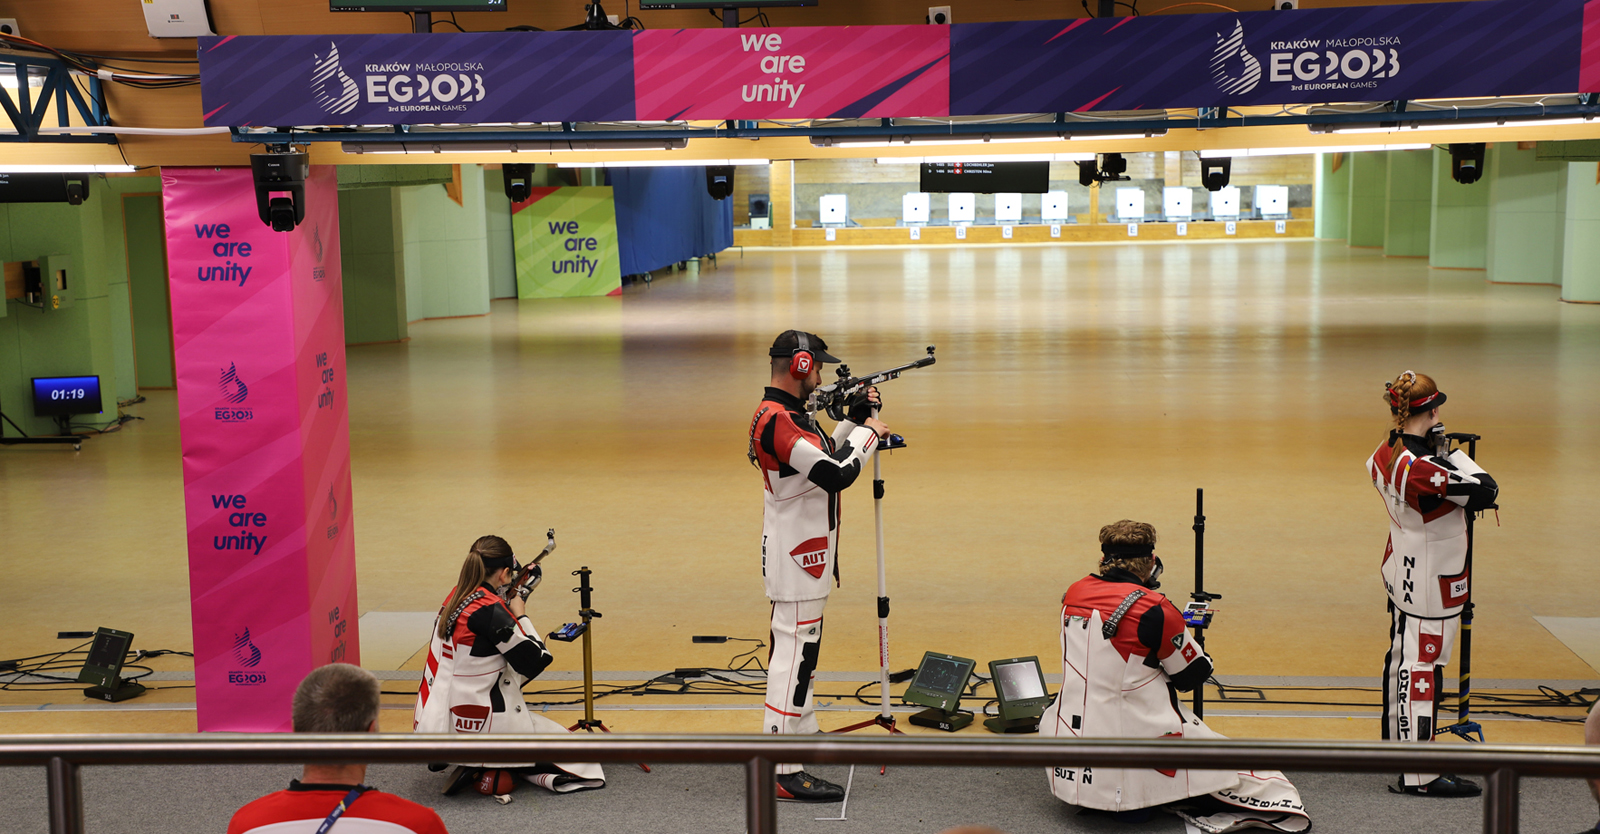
[609, 167, 735, 276]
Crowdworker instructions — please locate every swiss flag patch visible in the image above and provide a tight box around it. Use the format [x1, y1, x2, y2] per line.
[1410, 670, 1435, 702]
[789, 536, 829, 579]
[1418, 635, 1441, 663]
[1181, 643, 1197, 662]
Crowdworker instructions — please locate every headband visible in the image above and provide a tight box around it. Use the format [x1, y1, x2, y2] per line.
[477, 551, 515, 573]
[1408, 390, 1441, 409]
[1101, 542, 1155, 559]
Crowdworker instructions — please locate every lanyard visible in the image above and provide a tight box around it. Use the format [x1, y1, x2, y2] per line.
[315, 786, 370, 834]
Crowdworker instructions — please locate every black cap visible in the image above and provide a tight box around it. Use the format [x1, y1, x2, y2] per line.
[768, 330, 840, 364]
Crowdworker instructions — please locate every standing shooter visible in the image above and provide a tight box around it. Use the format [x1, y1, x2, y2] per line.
[747, 330, 889, 802]
[1368, 371, 1499, 797]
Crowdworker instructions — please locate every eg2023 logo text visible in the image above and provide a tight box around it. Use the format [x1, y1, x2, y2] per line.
[313, 41, 487, 116]
[216, 362, 253, 422]
[228, 626, 267, 686]
[1210, 19, 1401, 97]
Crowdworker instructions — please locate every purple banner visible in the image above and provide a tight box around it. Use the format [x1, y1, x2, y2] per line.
[951, 0, 1588, 115]
[199, 32, 635, 127]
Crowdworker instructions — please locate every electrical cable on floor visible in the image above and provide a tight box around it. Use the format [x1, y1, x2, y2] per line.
[0, 644, 192, 692]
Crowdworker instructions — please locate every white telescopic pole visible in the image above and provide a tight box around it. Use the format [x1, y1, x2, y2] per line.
[873, 450, 891, 721]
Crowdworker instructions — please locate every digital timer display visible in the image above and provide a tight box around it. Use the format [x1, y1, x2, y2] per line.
[31, 376, 102, 417]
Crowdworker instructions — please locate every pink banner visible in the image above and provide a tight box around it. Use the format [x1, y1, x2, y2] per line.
[1583, 0, 1600, 93]
[163, 166, 359, 732]
[634, 25, 949, 120]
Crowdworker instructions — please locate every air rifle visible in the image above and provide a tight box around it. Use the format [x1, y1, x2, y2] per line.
[502, 528, 557, 602]
[808, 345, 936, 421]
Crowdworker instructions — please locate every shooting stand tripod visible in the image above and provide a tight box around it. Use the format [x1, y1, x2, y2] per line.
[830, 434, 909, 746]
[555, 566, 651, 771]
[1187, 488, 1222, 719]
[1437, 432, 1491, 743]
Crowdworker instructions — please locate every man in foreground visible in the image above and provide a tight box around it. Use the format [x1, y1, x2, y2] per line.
[229, 664, 448, 834]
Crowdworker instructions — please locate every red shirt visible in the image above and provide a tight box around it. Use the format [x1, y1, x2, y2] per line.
[228, 782, 448, 834]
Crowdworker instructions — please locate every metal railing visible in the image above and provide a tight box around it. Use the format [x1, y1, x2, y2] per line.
[3, 733, 1598, 834]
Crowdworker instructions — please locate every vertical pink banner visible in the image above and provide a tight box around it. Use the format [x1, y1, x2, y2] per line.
[1583, 0, 1600, 92]
[163, 166, 359, 732]
[633, 26, 949, 120]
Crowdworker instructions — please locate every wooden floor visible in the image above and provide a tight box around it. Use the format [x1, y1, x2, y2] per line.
[3, 239, 1597, 744]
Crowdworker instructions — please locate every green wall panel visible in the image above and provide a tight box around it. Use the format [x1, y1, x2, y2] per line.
[1486, 144, 1567, 285]
[484, 167, 515, 300]
[124, 193, 174, 388]
[1384, 149, 1432, 258]
[398, 164, 490, 321]
[1428, 147, 1489, 270]
[0, 192, 119, 435]
[1562, 162, 1600, 303]
[1315, 153, 1351, 241]
[337, 186, 408, 344]
[1347, 152, 1388, 247]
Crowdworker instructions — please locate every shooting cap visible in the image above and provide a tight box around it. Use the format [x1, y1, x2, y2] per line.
[768, 330, 840, 364]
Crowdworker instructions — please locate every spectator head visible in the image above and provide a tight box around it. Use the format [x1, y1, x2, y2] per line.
[291, 663, 381, 734]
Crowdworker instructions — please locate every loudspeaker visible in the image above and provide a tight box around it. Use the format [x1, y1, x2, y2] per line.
[1450, 143, 1486, 185]
[706, 166, 734, 200]
[250, 150, 309, 232]
[1078, 160, 1096, 187]
[1201, 157, 1232, 192]
[503, 163, 536, 203]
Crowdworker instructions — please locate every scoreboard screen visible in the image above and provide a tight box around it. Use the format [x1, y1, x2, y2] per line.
[919, 161, 1050, 194]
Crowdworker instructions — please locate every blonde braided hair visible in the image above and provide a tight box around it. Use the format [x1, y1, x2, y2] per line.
[1383, 370, 1439, 431]
[1382, 370, 1442, 477]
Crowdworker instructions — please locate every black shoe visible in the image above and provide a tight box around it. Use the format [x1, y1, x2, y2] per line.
[442, 766, 482, 796]
[1388, 774, 1482, 797]
[775, 771, 845, 803]
[426, 762, 449, 773]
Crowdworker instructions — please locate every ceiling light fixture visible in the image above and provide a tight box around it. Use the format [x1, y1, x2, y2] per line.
[555, 158, 769, 168]
[1314, 116, 1597, 135]
[1199, 144, 1431, 157]
[340, 139, 691, 155]
[0, 164, 138, 173]
[812, 129, 1166, 149]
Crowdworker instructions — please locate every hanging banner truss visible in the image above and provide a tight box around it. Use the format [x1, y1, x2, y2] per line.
[199, 0, 1600, 129]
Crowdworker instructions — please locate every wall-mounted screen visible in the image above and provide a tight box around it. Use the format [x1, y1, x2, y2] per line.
[920, 161, 1049, 194]
[639, 0, 815, 8]
[331, 0, 505, 11]
[32, 375, 102, 417]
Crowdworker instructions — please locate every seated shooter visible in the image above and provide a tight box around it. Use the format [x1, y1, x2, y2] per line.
[1040, 520, 1310, 834]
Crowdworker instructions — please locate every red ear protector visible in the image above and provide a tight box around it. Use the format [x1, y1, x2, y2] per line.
[788, 332, 814, 380]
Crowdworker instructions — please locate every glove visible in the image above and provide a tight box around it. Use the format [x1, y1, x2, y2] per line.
[846, 389, 880, 424]
[515, 565, 542, 600]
